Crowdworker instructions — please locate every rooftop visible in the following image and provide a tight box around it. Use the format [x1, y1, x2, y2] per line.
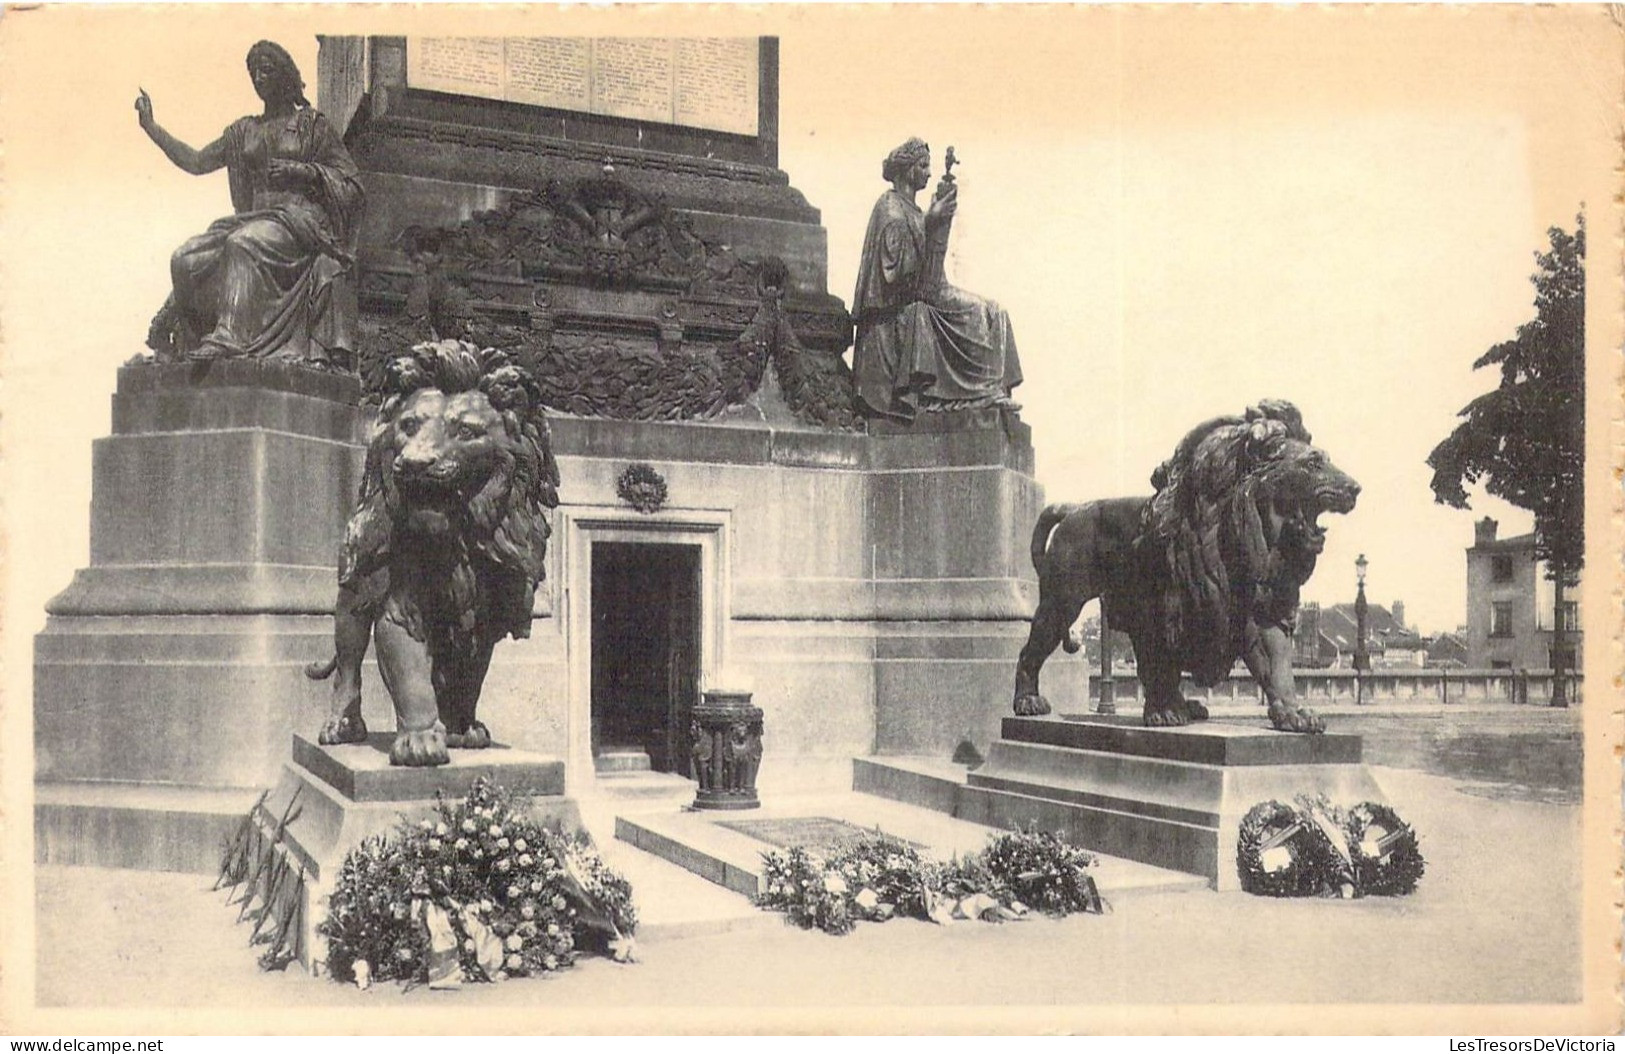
[1469, 531, 1537, 554]
[1311, 601, 1426, 652]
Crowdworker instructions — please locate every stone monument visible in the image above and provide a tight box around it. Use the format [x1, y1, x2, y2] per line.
[37, 37, 1057, 877]
[34, 359, 367, 872]
[37, 41, 374, 872]
[316, 37, 1050, 778]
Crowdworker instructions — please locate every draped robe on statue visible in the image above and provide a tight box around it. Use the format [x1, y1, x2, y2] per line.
[155, 108, 364, 364]
[852, 188, 1022, 421]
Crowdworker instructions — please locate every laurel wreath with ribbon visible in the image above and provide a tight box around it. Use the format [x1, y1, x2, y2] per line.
[1237, 795, 1424, 898]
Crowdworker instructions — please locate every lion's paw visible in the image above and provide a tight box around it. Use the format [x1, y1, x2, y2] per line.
[390, 726, 450, 766]
[1143, 703, 1191, 727]
[1013, 694, 1052, 717]
[1268, 704, 1325, 735]
[1182, 698, 1210, 722]
[318, 711, 368, 746]
[446, 722, 492, 750]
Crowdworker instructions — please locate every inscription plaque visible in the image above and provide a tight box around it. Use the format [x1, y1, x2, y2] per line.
[406, 36, 760, 137]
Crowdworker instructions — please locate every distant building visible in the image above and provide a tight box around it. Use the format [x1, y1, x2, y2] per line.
[1425, 631, 1470, 668]
[1293, 603, 1329, 667]
[1464, 517, 1580, 670]
[1293, 600, 1427, 669]
[1375, 628, 1430, 667]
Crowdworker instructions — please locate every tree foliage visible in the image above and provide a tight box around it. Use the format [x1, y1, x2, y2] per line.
[1427, 217, 1584, 582]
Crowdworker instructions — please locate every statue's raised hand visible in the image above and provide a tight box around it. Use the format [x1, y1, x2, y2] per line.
[927, 182, 958, 222]
[134, 88, 154, 129]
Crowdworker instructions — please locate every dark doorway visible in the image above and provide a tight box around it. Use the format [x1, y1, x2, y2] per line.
[590, 542, 702, 775]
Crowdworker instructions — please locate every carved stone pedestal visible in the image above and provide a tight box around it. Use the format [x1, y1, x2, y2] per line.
[689, 690, 763, 810]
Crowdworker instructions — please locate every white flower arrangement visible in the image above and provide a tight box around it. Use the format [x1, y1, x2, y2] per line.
[318, 778, 638, 988]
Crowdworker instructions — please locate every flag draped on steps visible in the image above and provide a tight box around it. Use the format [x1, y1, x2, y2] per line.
[216, 787, 307, 972]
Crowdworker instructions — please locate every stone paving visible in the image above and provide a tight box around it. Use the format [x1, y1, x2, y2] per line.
[30, 762, 1587, 1020]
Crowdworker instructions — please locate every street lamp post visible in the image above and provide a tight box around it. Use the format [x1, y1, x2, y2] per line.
[1097, 607, 1117, 715]
[1353, 553, 1370, 705]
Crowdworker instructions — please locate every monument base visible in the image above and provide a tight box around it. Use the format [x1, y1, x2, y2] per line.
[34, 362, 370, 872]
[233, 734, 576, 972]
[860, 715, 1389, 891]
[35, 780, 266, 874]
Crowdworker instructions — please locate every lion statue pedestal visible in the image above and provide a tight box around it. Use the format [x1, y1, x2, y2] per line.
[967, 399, 1393, 889]
[235, 732, 577, 972]
[963, 714, 1390, 891]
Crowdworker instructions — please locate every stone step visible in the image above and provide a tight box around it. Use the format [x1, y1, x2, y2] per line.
[956, 779, 1223, 884]
[34, 734, 575, 876]
[854, 741, 1390, 892]
[591, 770, 696, 801]
[619, 785, 1210, 903]
[36, 780, 265, 875]
[573, 799, 782, 942]
[616, 811, 765, 898]
[1008, 714, 1363, 765]
[852, 754, 967, 814]
[970, 739, 1223, 826]
[594, 748, 653, 774]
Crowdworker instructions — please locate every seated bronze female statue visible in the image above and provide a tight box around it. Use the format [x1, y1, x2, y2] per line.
[136, 40, 364, 367]
[852, 137, 1022, 422]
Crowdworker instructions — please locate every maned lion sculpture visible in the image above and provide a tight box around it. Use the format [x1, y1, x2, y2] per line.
[308, 340, 560, 766]
[1012, 400, 1359, 734]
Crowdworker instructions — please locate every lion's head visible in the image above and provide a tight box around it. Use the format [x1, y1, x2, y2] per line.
[340, 341, 560, 637]
[1145, 400, 1358, 682]
[1244, 428, 1360, 561]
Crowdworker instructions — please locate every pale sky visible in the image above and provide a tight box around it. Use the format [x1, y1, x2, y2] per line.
[1, 7, 1619, 647]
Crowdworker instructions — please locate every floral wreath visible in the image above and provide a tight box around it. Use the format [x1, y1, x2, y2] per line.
[1345, 802, 1426, 896]
[1237, 796, 1423, 898]
[755, 826, 1107, 936]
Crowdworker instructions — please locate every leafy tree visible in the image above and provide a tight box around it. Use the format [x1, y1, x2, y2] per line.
[1427, 216, 1584, 701]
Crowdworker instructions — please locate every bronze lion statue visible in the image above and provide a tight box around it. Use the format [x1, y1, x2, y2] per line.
[308, 340, 560, 766]
[1012, 400, 1358, 734]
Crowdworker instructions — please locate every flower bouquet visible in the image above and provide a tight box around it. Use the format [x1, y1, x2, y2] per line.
[756, 827, 1106, 936]
[318, 778, 637, 988]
